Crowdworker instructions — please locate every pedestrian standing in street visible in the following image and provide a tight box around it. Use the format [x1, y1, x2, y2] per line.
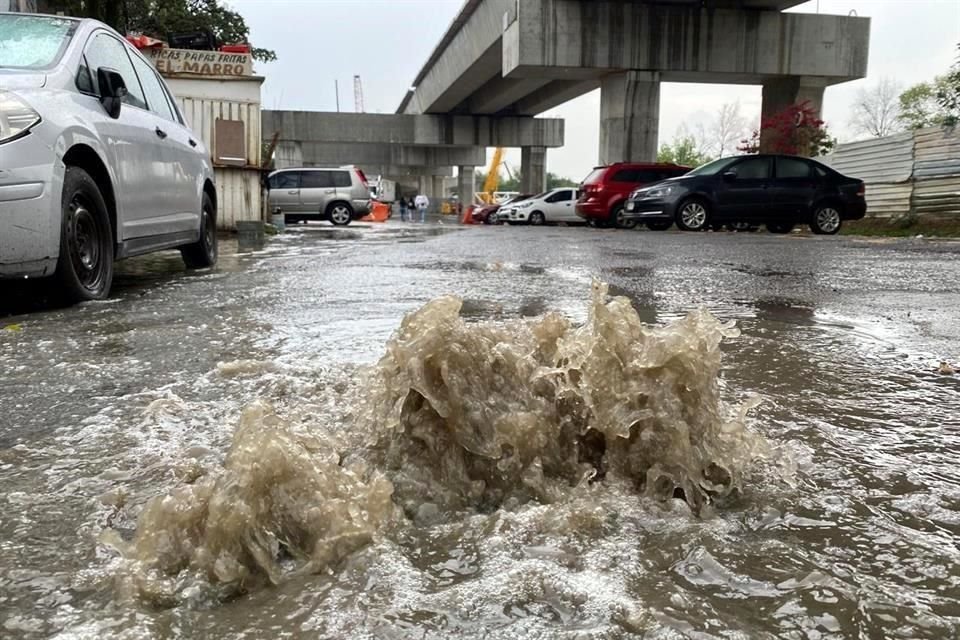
[414, 193, 430, 223]
[398, 195, 408, 222]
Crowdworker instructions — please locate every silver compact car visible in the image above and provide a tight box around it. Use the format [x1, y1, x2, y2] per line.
[0, 13, 218, 302]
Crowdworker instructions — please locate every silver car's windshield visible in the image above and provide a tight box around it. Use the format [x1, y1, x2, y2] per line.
[0, 14, 76, 69]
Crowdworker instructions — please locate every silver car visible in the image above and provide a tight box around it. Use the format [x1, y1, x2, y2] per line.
[267, 167, 371, 226]
[0, 13, 217, 302]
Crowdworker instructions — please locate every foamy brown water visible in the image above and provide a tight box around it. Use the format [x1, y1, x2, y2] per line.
[105, 282, 783, 618]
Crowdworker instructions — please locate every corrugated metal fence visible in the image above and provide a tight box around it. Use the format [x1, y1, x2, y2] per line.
[821, 127, 960, 220]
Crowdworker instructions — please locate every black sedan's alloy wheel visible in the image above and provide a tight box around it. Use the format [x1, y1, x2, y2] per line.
[675, 199, 709, 231]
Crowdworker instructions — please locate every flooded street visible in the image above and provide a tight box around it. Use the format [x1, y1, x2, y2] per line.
[2, 223, 960, 639]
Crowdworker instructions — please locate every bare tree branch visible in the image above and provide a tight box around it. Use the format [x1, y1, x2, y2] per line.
[851, 78, 904, 138]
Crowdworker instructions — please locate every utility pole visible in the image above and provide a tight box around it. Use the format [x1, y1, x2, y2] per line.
[334, 79, 340, 112]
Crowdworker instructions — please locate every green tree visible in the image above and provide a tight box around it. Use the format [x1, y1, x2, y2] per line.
[47, 0, 277, 62]
[936, 44, 960, 127]
[546, 172, 577, 189]
[899, 78, 950, 130]
[657, 134, 712, 167]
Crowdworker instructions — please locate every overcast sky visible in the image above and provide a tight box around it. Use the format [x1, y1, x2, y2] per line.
[233, 0, 960, 181]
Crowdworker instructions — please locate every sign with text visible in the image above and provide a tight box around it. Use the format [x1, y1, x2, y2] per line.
[147, 48, 252, 77]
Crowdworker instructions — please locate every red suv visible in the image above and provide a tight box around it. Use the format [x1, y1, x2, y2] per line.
[577, 162, 691, 228]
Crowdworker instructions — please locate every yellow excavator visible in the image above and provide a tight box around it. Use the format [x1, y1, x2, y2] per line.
[479, 147, 505, 204]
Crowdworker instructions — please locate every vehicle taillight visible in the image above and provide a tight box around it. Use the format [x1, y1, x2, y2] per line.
[857, 183, 865, 197]
[355, 168, 369, 186]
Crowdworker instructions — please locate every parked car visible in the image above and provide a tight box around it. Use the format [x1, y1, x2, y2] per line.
[472, 193, 533, 224]
[267, 166, 371, 226]
[576, 162, 691, 229]
[0, 13, 218, 302]
[623, 155, 866, 234]
[504, 188, 580, 225]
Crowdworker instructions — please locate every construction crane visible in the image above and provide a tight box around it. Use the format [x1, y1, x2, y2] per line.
[480, 147, 505, 203]
[353, 75, 364, 113]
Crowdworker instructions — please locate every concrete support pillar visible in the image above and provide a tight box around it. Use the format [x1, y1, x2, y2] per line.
[521, 146, 547, 195]
[599, 70, 660, 164]
[760, 77, 826, 152]
[458, 166, 476, 207]
[432, 176, 445, 201]
[417, 175, 431, 197]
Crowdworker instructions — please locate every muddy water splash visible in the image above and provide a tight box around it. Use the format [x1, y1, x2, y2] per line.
[111, 281, 779, 603]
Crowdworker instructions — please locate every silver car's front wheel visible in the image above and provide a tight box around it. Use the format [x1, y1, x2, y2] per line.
[676, 200, 709, 231]
[811, 205, 842, 235]
[329, 203, 353, 226]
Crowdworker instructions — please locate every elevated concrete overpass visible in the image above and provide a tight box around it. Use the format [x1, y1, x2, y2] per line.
[399, 0, 870, 165]
[263, 111, 565, 202]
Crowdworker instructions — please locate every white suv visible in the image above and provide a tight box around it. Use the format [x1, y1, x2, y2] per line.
[0, 13, 217, 302]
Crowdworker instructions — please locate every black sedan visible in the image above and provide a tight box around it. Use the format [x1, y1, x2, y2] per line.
[624, 155, 866, 234]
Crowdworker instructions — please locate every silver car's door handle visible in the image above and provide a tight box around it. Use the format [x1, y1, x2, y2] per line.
[155, 127, 168, 139]
[287, 190, 298, 195]
[324, 189, 336, 194]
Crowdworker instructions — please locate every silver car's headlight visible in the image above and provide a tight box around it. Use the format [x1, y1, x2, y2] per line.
[518, 201, 534, 208]
[0, 92, 41, 144]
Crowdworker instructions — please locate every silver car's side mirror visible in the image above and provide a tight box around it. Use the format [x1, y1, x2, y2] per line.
[96, 67, 127, 119]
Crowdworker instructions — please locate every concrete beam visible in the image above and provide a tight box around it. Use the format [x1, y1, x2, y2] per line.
[262, 111, 564, 148]
[407, 45, 502, 114]
[359, 166, 454, 178]
[514, 79, 601, 116]
[275, 141, 485, 169]
[398, 0, 808, 114]
[466, 76, 553, 114]
[399, 0, 517, 114]
[504, 2, 869, 84]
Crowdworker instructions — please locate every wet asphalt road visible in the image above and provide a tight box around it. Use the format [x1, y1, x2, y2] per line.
[2, 221, 960, 639]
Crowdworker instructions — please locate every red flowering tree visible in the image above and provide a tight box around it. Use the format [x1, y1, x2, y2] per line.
[738, 101, 836, 157]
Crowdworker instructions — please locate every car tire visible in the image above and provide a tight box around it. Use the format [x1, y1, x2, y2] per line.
[612, 204, 637, 229]
[529, 211, 546, 226]
[328, 202, 353, 226]
[766, 222, 795, 234]
[675, 198, 710, 231]
[810, 204, 843, 235]
[646, 220, 672, 231]
[55, 166, 114, 303]
[181, 193, 218, 269]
